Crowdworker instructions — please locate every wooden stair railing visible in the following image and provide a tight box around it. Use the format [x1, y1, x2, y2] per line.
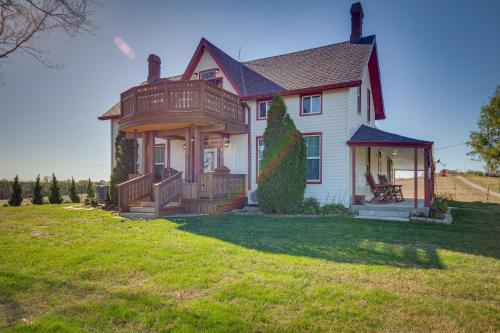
[117, 173, 153, 212]
[153, 171, 183, 217]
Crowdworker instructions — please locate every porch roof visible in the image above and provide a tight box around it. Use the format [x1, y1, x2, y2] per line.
[347, 125, 433, 147]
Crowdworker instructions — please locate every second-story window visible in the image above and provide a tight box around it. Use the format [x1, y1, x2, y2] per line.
[199, 69, 223, 88]
[301, 94, 321, 115]
[257, 100, 272, 119]
[367, 88, 371, 122]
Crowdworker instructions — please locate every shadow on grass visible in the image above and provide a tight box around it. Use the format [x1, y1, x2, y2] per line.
[173, 202, 500, 269]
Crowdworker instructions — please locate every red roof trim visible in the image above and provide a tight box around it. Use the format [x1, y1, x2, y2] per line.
[182, 38, 243, 96]
[241, 80, 361, 101]
[346, 140, 433, 148]
[98, 114, 121, 121]
[368, 42, 386, 120]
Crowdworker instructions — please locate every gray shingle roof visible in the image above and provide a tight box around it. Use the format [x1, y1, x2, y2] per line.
[348, 125, 432, 146]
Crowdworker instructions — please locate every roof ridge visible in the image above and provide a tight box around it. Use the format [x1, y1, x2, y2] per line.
[243, 35, 375, 64]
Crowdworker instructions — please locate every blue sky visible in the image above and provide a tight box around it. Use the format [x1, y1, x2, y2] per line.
[0, 0, 498, 181]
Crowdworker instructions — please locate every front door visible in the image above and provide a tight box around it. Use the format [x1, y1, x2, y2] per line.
[154, 145, 165, 181]
[203, 148, 217, 172]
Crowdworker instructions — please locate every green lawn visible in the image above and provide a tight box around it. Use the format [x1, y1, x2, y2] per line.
[0, 203, 499, 332]
[464, 175, 500, 193]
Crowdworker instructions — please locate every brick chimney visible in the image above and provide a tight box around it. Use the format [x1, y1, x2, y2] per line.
[350, 2, 364, 43]
[147, 54, 161, 82]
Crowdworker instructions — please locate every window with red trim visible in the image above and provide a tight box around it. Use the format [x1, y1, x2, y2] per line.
[301, 94, 321, 115]
[304, 134, 321, 183]
[257, 100, 272, 119]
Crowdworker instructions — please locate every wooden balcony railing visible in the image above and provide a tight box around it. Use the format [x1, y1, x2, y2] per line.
[198, 172, 246, 201]
[120, 80, 246, 127]
[153, 171, 183, 216]
[117, 173, 153, 212]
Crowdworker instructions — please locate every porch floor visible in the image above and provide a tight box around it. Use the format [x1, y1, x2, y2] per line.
[351, 199, 429, 218]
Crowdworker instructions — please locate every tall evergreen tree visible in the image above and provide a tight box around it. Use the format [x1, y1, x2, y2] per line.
[256, 95, 307, 213]
[110, 131, 136, 204]
[48, 173, 63, 204]
[32, 175, 43, 205]
[86, 178, 95, 198]
[8, 175, 23, 206]
[69, 177, 80, 203]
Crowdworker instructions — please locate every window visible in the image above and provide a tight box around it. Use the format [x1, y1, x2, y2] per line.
[154, 145, 165, 179]
[304, 134, 321, 183]
[357, 86, 361, 114]
[301, 94, 321, 115]
[367, 89, 371, 122]
[257, 100, 272, 119]
[378, 151, 382, 174]
[199, 69, 223, 87]
[366, 147, 371, 173]
[256, 137, 265, 177]
[199, 69, 216, 80]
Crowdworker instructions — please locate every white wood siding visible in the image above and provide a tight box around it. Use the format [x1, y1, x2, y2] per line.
[188, 50, 237, 94]
[249, 89, 351, 205]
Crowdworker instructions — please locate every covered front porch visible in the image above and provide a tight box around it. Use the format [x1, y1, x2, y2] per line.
[348, 125, 435, 219]
[116, 78, 248, 217]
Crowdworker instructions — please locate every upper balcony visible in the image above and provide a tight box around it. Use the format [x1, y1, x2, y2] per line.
[119, 80, 247, 134]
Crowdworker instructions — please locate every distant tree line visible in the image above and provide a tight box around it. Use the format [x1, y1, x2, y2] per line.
[0, 177, 103, 200]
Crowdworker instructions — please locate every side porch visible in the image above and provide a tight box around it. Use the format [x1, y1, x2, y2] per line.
[348, 125, 435, 220]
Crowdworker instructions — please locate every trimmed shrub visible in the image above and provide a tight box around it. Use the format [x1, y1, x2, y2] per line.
[110, 131, 136, 205]
[48, 173, 63, 204]
[321, 203, 349, 215]
[431, 197, 448, 219]
[303, 197, 320, 215]
[69, 177, 80, 203]
[32, 175, 43, 205]
[8, 175, 23, 206]
[256, 96, 307, 214]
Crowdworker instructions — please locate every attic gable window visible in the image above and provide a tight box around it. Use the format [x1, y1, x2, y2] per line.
[367, 88, 371, 122]
[199, 69, 223, 88]
[301, 94, 322, 116]
[357, 86, 361, 114]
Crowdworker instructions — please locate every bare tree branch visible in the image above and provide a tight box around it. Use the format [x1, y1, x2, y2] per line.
[0, 0, 95, 74]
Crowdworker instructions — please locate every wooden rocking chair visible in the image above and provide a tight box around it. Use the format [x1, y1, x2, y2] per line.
[378, 174, 404, 202]
[365, 173, 394, 203]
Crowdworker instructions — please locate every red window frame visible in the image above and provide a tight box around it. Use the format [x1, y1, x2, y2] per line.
[303, 132, 322, 184]
[256, 99, 272, 120]
[300, 93, 322, 116]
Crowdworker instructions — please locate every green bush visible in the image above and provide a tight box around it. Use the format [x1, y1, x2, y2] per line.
[48, 173, 63, 204]
[110, 131, 136, 205]
[84, 196, 97, 207]
[31, 175, 43, 205]
[431, 197, 448, 219]
[256, 96, 307, 214]
[69, 177, 80, 203]
[8, 175, 23, 206]
[321, 203, 349, 215]
[303, 197, 320, 215]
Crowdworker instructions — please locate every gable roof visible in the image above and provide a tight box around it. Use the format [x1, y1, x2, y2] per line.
[182, 36, 385, 119]
[347, 125, 433, 147]
[100, 36, 386, 120]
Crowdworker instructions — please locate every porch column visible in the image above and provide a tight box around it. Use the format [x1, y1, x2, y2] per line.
[141, 132, 155, 175]
[184, 127, 193, 182]
[414, 147, 418, 208]
[192, 126, 203, 182]
[133, 133, 138, 175]
[351, 146, 356, 204]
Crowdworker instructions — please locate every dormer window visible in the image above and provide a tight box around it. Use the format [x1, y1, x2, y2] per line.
[199, 69, 223, 88]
